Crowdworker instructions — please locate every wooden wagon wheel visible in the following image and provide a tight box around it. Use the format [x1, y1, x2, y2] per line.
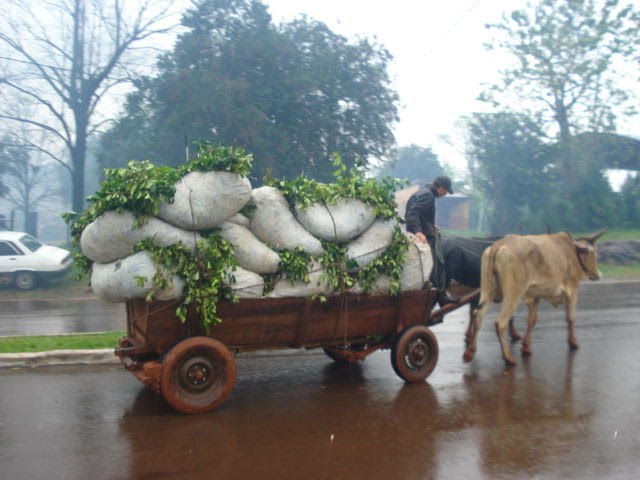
[161, 336, 237, 414]
[390, 325, 439, 382]
[322, 342, 368, 364]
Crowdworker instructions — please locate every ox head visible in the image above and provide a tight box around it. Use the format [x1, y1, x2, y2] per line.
[574, 228, 607, 281]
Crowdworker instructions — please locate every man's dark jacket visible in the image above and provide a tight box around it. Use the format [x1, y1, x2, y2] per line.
[405, 184, 438, 240]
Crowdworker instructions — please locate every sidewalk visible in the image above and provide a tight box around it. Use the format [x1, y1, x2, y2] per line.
[0, 349, 119, 369]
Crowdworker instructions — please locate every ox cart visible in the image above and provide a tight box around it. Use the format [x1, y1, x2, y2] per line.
[115, 288, 477, 414]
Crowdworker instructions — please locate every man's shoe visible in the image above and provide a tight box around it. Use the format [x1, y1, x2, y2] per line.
[437, 291, 461, 307]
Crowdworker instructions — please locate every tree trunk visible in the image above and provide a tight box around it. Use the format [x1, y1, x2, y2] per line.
[71, 136, 86, 214]
[555, 101, 575, 182]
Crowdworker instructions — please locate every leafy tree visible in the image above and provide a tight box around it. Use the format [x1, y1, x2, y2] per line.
[0, 0, 178, 214]
[482, 0, 640, 178]
[375, 145, 444, 183]
[98, 0, 399, 183]
[465, 112, 554, 235]
[620, 174, 640, 227]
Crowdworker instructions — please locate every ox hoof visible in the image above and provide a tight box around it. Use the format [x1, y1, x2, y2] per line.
[521, 345, 532, 356]
[463, 349, 475, 363]
[503, 356, 517, 367]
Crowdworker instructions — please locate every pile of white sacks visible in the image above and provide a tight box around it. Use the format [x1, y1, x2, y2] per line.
[80, 171, 433, 303]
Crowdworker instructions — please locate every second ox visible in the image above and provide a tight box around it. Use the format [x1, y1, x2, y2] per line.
[463, 230, 605, 366]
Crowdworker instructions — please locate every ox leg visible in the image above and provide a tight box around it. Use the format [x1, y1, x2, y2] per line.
[508, 317, 522, 342]
[565, 295, 580, 350]
[494, 301, 520, 366]
[465, 307, 477, 348]
[463, 304, 487, 363]
[521, 299, 539, 356]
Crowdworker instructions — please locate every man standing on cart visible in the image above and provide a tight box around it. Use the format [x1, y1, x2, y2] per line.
[405, 176, 460, 306]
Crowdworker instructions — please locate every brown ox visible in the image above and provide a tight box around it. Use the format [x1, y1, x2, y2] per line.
[463, 229, 605, 366]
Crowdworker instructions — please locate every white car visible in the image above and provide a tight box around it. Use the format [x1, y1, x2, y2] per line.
[0, 231, 73, 290]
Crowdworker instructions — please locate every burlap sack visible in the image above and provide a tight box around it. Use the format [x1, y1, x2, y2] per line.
[398, 235, 433, 290]
[346, 219, 398, 270]
[295, 199, 376, 242]
[80, 211, 201, 264]
[226, 266, 264, 298]
[226, 212, 251, 228]
[91, 251, 184, 303]
[218, 221, 280, 274]
[348, 234, 433, 294]
[158, 171, 252, 230]
[266, 262, 334, 298]
[249, 186, 324, 256]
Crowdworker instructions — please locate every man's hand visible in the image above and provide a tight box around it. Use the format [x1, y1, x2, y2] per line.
[415, 232, 427, 243]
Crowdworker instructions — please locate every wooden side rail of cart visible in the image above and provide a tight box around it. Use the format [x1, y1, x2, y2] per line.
[115, 288, 478, 414]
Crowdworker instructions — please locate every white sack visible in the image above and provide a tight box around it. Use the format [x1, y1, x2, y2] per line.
[226, 266, 264, 298]
[295, 199, 376, 242]
[346, 219, 398, 270]
[218, 221, 280, 274]
[249, 186, 324, 256]
[80, 211, 202, 264]
[158, 171, 252, 230]
[227, 212, 251, 228]
[348, 234, 433, 294]
[399, 235, 433, 290]
[91, 251, 184, 303]
[267, 263, 334, 298]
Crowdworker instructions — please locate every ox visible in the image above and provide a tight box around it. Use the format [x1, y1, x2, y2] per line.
[463, 229, 605, 366]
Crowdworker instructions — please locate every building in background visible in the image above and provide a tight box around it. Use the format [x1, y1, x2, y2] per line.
[395, 183, 470, 231]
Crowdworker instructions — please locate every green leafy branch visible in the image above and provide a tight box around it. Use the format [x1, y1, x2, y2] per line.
[135, 234, 238, 329]
[265, 154, 406, 219]
[355, 226, 410, 295]
[62, 143, 253, 278]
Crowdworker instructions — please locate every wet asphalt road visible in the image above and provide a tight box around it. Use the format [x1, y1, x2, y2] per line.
[0, 297, 125, 336]
[0, 280, 639, 479]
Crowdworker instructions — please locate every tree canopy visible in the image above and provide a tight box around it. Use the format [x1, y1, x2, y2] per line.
[465, 112, 554, 234]
[98, 0, 399, 183]
[468, 0, 639, 233]
[375, 145, 444, 183]
[483, 0, 638, 144]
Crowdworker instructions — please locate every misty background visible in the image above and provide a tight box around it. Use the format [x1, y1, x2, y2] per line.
[1, 0, 639, 242]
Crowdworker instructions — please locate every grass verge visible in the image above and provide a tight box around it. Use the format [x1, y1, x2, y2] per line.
[600, 263, 640, 278]
[0, 331, 125, 354]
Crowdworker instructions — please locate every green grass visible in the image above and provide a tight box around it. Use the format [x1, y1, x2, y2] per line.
[0, 331, 125, 354]
[600, 262, 640, 278]
[596, 229, 640, 241]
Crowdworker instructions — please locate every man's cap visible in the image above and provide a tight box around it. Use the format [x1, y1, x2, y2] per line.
[434, 176, 453, 194]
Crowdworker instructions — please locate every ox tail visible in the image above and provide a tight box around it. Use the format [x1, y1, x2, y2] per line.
[477, 242, 499, 310]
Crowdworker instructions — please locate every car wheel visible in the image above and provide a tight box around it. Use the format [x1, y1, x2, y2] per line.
[15, 271, 37, 291]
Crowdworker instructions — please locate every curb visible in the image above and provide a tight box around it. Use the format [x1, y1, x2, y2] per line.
[0, 347, 319, 369]
[0, 349, 120, 369]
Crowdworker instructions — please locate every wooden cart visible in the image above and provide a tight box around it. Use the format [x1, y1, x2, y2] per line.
[115, 288, 475, 414]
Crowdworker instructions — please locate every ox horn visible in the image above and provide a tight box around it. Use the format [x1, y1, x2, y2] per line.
[585, 227, 607, 244]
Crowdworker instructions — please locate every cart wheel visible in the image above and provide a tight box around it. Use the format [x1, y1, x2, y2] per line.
[160, 337, 236, 414]
[391, 325, 439, 382]
[323, 343, 367, 364]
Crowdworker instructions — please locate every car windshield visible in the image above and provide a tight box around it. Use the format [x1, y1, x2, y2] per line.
[19, 234, 43, 252]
